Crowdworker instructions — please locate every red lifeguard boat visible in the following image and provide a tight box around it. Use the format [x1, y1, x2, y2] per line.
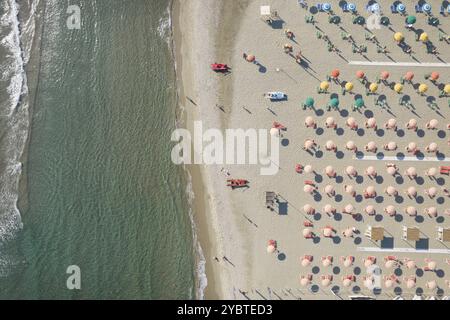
[211, 63, 229, 72]
[226, 179, 249, 188]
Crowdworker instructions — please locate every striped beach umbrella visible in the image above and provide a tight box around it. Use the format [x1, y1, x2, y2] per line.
[323, 3, 331, 11]
[397, 4, 406, 13]
[422, 3, 431, 13]
[348, 3, 356, 12]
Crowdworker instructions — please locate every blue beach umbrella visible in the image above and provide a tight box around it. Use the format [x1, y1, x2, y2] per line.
[422, 3, 431, 12]
[323, 3, 331, 11]
[348, 3, 356, 12]
[397, 3, 405, 13]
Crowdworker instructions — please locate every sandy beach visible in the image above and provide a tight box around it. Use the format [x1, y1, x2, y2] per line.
[174, 0, 450, 300]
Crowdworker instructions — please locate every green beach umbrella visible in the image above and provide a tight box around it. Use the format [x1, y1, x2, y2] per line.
[329, 98, 339, 108]
[305, 97, 315, 107]
[354, 98, 364, 109]
[406, 15, 416, 25]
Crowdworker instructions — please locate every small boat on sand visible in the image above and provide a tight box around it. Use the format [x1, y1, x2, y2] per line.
[264, 91, 287, 100]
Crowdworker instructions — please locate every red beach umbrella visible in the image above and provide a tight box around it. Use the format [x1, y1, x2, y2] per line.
[430, 72, 439, 81]
[404, 71, 414, 81]
[380, 71, 390, 80]
[356, 70, 365, 79]
[331, 69, 340, 78]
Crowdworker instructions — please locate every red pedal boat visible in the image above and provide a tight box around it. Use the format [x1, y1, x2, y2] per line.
[211, 63, 229, 72]
[227, 179, 249, 188]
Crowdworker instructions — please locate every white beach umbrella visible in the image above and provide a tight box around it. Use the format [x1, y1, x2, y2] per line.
[406, 167, 417, 177]
[426, 142, 438, 153]
[321, 278, 331, 287]
[322, 257, 332, 267]
[366, 117, 376, 128]
[343, 258, 353, 268]
[407, 279, 416, 289]
[387, 141, 397, 151]
[426, 280, 437, 290]
[304, 139, 314, 149]
[342, 278, 352, 287]
[267, 244, 276, 253]
[426, 207, 438, 217]
[426, 167, 437, 177]
[386, 118, 397, 129]
[325, 117, 336, 127]
[305, 116, 315, 127]
[427, 119, 438, 129]
[346, 117, 357, 128]
[426, 187, 437, 197]
[387, 166, 397, 176]
[407, 118, 417, 130]
[386, 186, 397, 196]
[326, 140, 336, 150]
[345, 184, 355, 195]
[303, 228, 312, 238]
[323, 204, 334, 214]
[343, 204, 354, 214]
[366, 141, 377, 152]
[427, 260, 437, 270]
[325, 165, 335, 176]
[385, 205, 396, 216]
[300, 277, 311, 287]
[366, 166, 376, 177]
[301, 257, 312, 267]
[270, 127, 280, 137]
[304, 185, 315, 194]
[324, 184, 335, 195]
[407, 186, 417, 197]
[346, 166, 357, 176]
[365, 185, 376, 197]
[343, 228, 354, 238]
[407, 142, 417, 153]
[304, 165, 313, 173]
[385, 279, 394, 288]
[406, 260, 416, 269]
[323, 227, 333, 237]
[406, 206, 417, 216]
[385, 260, 396, 268]
[364, 277, 373, 288]
[303, 204, 315, 215]
[365, 205, 375, 215]
[346, 140, 357, 151]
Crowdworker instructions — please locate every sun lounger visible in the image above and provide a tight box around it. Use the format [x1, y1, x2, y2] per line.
[316, 3, 324, 11]
[341, 3, 349, 12]
[391, 4, 397, 13]
[415, 4, 422, 13]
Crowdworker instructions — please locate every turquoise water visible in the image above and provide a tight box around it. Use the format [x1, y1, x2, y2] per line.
[0, 0, 197, 299]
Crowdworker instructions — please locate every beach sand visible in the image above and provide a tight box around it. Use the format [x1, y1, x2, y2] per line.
[174, 0, 450, 300]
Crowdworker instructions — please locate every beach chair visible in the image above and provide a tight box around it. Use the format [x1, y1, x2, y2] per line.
[298, 0, 308, 8]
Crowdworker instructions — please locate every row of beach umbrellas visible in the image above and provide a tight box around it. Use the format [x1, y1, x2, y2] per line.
[305, 116, 443, 131]
[303, 138, 443, 155]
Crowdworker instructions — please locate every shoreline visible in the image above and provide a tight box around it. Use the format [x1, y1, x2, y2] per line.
[172, 0, 249, 299]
